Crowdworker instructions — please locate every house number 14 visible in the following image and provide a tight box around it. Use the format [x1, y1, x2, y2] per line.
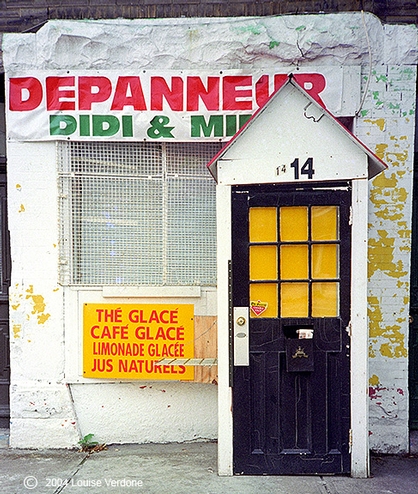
[277, 157, 315, 179]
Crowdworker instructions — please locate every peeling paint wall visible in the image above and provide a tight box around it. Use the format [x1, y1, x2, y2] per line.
[356, 63, 416, 453]
[2, 13, 417, 451]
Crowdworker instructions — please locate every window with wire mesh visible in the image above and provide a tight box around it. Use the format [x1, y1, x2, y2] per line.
[58, 141, 221, 286]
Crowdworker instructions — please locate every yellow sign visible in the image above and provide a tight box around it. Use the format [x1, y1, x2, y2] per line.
[83, 304, 194, 380]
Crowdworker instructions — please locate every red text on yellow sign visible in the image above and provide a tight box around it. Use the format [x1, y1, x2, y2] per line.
[83, 304, 194, 380]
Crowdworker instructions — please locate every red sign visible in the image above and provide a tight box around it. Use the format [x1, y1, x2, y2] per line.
[250, 300, 268, 317]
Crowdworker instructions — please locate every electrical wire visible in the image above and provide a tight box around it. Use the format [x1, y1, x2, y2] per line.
[355, 10, 373, 117]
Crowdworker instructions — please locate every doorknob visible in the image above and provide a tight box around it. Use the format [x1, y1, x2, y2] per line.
[234, 307, 249, 366]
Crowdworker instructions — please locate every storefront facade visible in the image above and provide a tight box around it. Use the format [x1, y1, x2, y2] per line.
[2, 12, 417, 474]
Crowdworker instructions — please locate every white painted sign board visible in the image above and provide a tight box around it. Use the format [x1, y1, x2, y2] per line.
[5, 67, 360, 142]
[209, 77, 386, 183]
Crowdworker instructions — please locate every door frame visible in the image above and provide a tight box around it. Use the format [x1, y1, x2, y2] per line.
[217, 178, 370, 478]
[0, 170, 10, 428]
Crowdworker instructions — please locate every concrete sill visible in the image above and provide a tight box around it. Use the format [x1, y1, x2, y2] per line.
[102, 286, 201, 298]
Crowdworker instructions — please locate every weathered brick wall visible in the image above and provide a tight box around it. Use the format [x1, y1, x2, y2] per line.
[0, 0, 418, 33]
[356, 64, 417, 452]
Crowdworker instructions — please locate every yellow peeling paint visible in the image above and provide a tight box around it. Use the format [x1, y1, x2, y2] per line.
[372, 171, 398, 189]
[400, 245, 411, 252]
[29, 294, 46, 313]
[394, 187, 407, 203]
[375, 143, 388, 160]
[397, 222, 411, 239]
[37, 313, 50, 324]
[364, 118, 386, 131]
[18, 204, 25, 213]
[388, 151, 408, 163]
[375, 210, 403, 221]
[368, 297, 408, 358]
[380, 340, 407, 358]
[11, 304, 20, 310]
[370, 171, 409, 221]
[13, 324, 21, 339]
[374, 139, 408, 167]
[369, 374, 380, 386]
[368, 297, 383, 339]
[25, 285, 51, 325]
[368, 230, 408, 279]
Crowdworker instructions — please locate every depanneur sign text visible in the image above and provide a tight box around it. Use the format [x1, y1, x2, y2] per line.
[6, 68, 359, 141]
[83, 303, 194, 380]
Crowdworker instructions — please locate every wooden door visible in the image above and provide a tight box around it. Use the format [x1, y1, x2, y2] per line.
[232, 183, 351, 475]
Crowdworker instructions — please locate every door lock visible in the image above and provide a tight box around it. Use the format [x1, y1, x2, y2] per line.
[233, 307, 249, 366]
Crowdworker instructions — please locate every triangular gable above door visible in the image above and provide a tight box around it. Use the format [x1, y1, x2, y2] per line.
[207, 75, 387, 185]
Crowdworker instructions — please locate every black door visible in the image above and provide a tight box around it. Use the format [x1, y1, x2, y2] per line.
[232, 183, 351, 475]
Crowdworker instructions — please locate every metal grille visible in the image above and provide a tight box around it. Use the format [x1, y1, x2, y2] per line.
[58, 141, 221, 286]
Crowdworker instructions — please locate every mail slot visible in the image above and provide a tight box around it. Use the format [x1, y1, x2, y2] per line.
[284, 326, 314, 372]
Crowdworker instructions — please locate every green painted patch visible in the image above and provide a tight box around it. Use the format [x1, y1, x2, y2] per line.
[234, 25, 263, 36]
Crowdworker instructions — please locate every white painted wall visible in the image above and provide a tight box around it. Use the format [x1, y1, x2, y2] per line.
[3, 13, 417, 451]
[7, 140, 218, 448]
[7, 141, 80, 447]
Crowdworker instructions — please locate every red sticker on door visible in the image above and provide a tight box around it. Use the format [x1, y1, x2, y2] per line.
[250, 300, 268, 317]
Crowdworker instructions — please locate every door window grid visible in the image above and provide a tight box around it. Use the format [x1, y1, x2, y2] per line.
[57, 141, 221, 286]
[249, 205, 340, 318]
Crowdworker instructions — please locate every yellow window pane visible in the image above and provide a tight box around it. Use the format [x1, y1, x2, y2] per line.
[250, 245, 277, 280]
[250, 283, 278, 318]
[311, 206, 338, 241]
[312, 244, 339, 279]
[280, 245, 308, 279]
[280, 207, 308, 241]
[280, 283, 308, 317]
[312, 282, 339, 317]
[249, 207, 277, 242]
